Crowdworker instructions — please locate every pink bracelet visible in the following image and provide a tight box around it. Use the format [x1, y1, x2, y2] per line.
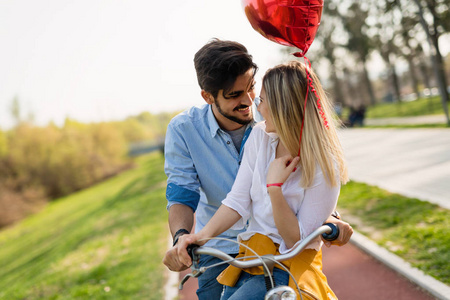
[266, 183, 283, 188]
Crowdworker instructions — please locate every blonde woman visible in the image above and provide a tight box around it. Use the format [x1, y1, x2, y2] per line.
[177, 60, 348, 300]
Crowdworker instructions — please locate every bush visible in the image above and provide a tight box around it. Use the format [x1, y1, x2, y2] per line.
[0, 121, 130, 227]
[0, 111, 176, 228]
[0, 130, 7, 158]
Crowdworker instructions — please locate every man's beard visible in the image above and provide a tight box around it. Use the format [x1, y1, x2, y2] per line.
[215, 102, 253, 126]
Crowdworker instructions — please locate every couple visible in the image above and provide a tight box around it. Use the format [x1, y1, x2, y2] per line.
[163, 39, 351, 300]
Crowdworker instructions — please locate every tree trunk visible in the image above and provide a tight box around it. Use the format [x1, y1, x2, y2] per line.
[405, 55, 421, 99]
[330, 64, 346, 106]
[361, 59, 376, 105]
[414, 0, 450, 125]
[431, 33, 449, 102]
[400, 22, 421, 100]
[419, 59, 432, 92]
[380, 47, 402, 103]
[391, 64, 402, 102]
[343, 68, 360, 108]
[419, 59, 434, 113]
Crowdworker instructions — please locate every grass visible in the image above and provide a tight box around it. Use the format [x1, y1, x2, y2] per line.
[363, 123, 449, 129]
[365, 96, 449, 119]
[0, 152, 168, 300]
[338, 181, 450, 284]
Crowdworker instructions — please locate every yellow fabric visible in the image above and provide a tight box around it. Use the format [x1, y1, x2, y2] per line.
[217, 233, 338, 300]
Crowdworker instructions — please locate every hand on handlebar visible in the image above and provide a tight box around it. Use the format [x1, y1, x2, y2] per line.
[163, 243, 190, 272]
[176, 233, 206, 267]
[322, 218, 353, 247]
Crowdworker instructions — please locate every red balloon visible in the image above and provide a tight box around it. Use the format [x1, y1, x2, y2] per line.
[241, 0, 323, 56]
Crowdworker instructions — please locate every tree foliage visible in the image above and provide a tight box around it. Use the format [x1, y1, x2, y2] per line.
[303, 0, 449, 120]
[0, 110, 176, 228]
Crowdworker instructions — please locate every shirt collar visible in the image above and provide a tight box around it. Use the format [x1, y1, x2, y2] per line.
[261, 122, 279, 142]
[207, 105, 221, 138]
[266, 131, 279, 141]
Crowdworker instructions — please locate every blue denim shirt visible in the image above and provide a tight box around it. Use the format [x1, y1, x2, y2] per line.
[165, 104, 254, 253]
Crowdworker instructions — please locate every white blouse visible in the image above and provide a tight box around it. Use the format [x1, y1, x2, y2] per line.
[222, 122, 340, 253]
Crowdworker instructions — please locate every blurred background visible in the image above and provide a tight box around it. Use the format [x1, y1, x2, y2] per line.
[0, 0, 448, 227]
[0, 1, 449, 299]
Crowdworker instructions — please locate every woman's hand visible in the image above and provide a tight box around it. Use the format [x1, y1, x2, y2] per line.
[267, 155, 300, 185]
[322, 218, 353, 247]
[267, 155, 301, 248]
[176, 233, 206, 267]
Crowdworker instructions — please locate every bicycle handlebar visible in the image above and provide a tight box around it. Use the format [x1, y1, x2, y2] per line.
[189, 223, 339, 269]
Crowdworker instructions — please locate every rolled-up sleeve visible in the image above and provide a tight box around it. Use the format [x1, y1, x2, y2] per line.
[164, 122, 200, 212]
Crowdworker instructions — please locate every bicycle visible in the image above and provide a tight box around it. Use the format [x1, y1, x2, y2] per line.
[179, 223, 340, 300]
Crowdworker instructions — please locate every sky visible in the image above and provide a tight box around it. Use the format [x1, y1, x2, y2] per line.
[1, 1, 448, 129]
[0, 0, 288, 129]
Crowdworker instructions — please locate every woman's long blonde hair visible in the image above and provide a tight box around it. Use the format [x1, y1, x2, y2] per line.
[263, 61, 348, 188]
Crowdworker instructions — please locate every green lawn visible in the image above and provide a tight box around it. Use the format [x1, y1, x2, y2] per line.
[365, 96, 449, 119]
[338, 181, 450, 284]
[0, 152, 168, 300]
[363, 123, 449, 129]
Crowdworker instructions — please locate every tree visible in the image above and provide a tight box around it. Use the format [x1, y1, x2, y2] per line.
[380, 39, 402, 102]
[397, 16, 422, 100]
[341, 2, 377, 105]
[316, 3, 347, 106]
[413, 0, 449, 124]
[372, 3, 402, 103]
[0, 130, 7, 158]
[9, 96, 21, 126]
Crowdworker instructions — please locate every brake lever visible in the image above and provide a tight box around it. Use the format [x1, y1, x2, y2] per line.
[179, 269, 203, 290]
[178, 244, 201, 290]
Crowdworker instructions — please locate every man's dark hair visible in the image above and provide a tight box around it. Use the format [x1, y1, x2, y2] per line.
[194, 38, 258, 99]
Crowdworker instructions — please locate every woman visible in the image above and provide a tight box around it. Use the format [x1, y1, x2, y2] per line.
[177, 61, 348, 300]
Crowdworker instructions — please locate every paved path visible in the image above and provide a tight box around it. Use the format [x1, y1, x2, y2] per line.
[322, 243, 436, 299]
[338, 128, 450, 209]
[365, 114, 448, 126]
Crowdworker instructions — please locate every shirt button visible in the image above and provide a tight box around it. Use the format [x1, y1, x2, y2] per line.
[227, 141, 231, 144]
[238, 161, 241, 165]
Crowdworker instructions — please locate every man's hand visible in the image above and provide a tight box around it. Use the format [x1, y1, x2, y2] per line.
[164, 204, 195, 271]
[322, 217, 353, 247]
[163, 244, 190, 272]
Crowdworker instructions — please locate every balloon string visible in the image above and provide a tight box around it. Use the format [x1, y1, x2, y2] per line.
[304, 56, 329, 130]
[293, 55, 330, 158]
[298, 69, 309, 157]
[297, 1, 311, 157]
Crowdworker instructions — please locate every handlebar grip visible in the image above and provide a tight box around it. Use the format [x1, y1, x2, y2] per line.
[186, 244, 200, 261]
[322, 223, 340, 241]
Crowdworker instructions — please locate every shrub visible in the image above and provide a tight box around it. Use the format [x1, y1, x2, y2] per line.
[0, 122, 129, 227]
[0, 111, 176, 228]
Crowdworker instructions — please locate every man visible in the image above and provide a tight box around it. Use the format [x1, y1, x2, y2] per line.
[163, 39, 353, 299]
